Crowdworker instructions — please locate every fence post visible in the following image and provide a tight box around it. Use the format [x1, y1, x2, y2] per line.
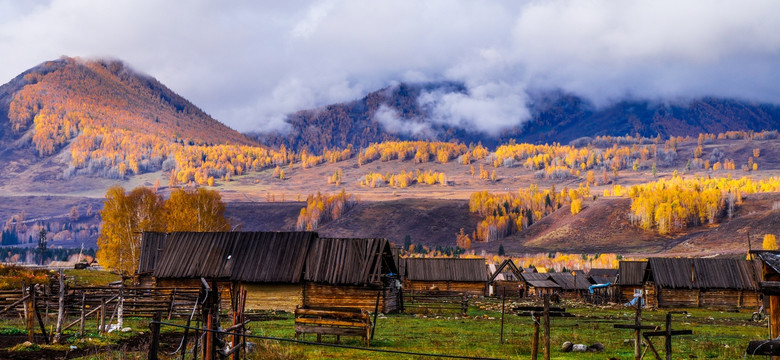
[531, 313, 540, 360]
[54, 269, 65, 343]
[24, 282, 34, 343]
[148, 312, 161, 360]
[100, 298, 106, 333]
[543, 294, 551, 360]
[79, 292, 86, 337]
[118, 280, 124, 329]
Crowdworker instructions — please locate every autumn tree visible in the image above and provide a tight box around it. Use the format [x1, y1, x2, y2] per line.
[165, 188, 231, 232]
[764, 234, 778, 251]
[97, 186, 165, 274]
[69, 206, 79, 221]
[97, 186, 230, 274]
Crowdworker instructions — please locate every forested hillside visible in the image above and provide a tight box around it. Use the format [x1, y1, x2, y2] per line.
[252, 83, 780, 154]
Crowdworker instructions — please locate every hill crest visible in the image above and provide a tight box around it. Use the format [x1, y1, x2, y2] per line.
[252, 82, 780, 153]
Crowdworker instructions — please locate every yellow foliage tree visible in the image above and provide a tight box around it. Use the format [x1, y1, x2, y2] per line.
[97, 186, 230, 274]
[763, 234, 778, 250]
[96, 186, 165, 274]
[165, 188, 231, 232]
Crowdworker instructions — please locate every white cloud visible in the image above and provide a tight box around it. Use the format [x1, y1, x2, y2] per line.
[373, 104, 432, 136]
[0, 0, 778, 134]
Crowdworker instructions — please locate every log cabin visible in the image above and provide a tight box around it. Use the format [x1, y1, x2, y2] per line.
[136, 232, 400, 313]
[756, 252, 780, 348]
[521, 272, 560, 297]
[642, 257, 761, 309]
[401, 258, 488, 296]
[548, 272, 592, 299]
[488, 259, 525, 297]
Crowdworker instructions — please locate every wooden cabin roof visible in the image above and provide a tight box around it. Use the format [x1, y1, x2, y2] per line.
[403, 258, 488, 282]
[645, 258, 760, 290]
[521, 273, 551, 282]
[758, 252, 780, 275]
[588, 268, 618, 277]
[152, 231, 316, 283]
[526, 279, 560, 289]
[304, 238, 397, 285]
[588, 268, 618, 284]
[616, 261, 648, 286]
[488, 259, 523, 282]
[138, 232, 169, 274]
[548, 273, 592, 290]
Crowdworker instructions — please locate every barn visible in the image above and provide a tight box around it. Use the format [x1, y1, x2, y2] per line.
[615, 261, 648, 302]
[401, 258, 488, 296]
[642, 257, 761, 309]
[138, 231, 400, 312]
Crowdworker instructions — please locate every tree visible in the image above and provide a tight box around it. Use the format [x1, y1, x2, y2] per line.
[497, 244, 505, 256]
[97, 186, 165, 274]
[69, 206, 79, 221]
[763, 234, 778, 251]
[165, 188, 231, 232]
[456, 228, 471, 250]
[97, 186, 231, 274]
[570, 198, 583, 215]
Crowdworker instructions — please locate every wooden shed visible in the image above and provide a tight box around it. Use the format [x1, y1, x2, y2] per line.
[139, 231, 400, 312]
[548, 272, 592, 299]
[302, 238, 400, 313]
[757, 252, 780, 343]
[643, 257, 761, 309]
[488, 259, 525, 297]
[615, 261, 648, 302]
[521, 273, 560, 297]
[402, 258, 488, 296]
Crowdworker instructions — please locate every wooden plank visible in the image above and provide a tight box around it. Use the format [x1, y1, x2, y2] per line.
[295, 318, 368, 328]
[643, 330, 693, 336]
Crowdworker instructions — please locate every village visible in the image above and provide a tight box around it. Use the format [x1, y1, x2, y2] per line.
[0, 231, 775, 359]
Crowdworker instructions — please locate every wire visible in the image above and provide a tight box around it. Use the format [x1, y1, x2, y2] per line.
[153, 320, 506, 360]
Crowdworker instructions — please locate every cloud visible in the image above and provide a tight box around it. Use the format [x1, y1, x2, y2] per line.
[373, 104, 432, 137]
[0, 0, 778, 134]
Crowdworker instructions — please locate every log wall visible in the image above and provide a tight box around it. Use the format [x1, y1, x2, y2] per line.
[405, 280, 486, 296]
[303, 283, 399, 313]
[492, 281, 524, 297]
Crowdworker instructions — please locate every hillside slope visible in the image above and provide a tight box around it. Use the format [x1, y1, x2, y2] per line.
[252, 83, 780, 153]
[0, 57, 258, 191]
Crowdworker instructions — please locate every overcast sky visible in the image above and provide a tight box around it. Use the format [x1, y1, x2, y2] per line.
[1, 0, 779, 134]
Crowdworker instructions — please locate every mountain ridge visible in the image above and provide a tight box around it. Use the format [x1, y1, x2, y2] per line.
[251, 82, 780, 153]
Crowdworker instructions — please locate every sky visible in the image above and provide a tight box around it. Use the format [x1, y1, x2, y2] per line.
[1, 0, 779, 134]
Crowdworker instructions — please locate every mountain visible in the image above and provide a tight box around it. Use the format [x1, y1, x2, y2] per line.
[0, 57, 256, 189]
[251, 82, 780, 153]
[0, 56, 253, 149]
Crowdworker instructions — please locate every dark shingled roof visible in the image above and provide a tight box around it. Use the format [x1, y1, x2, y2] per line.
[646, 258, 760, 290]
[403, 258, 488, 282]
[758, 252, 780, 275]
[153, 232, 316, 283]
[138, 232, 169, 274]
[522, 273, 552, 282]
[616, 261, 648, 286]
[304, 238, 397, 285]
[588, 268, 618, 277]
[526, 279, 560, 289]
[548, 273, 592, 290]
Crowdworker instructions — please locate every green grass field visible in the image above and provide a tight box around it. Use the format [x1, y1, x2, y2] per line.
[232, 299, 767, 360]
[0, 297, 768, 359]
